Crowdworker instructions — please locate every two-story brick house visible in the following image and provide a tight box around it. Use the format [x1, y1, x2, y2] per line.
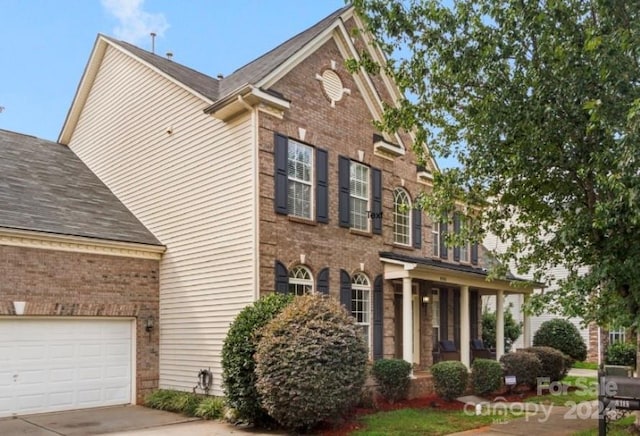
[60, 5, 533, 396]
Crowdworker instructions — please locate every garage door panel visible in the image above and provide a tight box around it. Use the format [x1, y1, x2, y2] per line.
[0, 319, 132, 417]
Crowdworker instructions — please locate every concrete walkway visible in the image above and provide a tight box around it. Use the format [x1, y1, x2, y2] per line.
[449, 370, 601, 436]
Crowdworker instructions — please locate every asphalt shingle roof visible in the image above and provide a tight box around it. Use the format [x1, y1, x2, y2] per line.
[102, 5, 351, 103]
[0, 129, 162, 246]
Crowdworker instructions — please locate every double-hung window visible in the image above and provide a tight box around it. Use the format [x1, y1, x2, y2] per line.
[274, 134, 328, 223]
[350, 162, 370, 232]
[338, 156, 382, 234]
[287, 140, 313, 219]
[351, 273, 371, 347]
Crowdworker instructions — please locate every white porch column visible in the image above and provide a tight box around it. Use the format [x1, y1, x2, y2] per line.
[496, 290, 505, 360]
[402, 277, 413, 366]
[460, 285, 470, 368]
[522, 294, 531, 347]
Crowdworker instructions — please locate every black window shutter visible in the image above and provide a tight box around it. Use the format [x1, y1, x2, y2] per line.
[470, 290, 479, 339]
[316, 148, 329, 223]
[440, 288, 448, 341]
[453, 213, 461, 261]
[338, 156, 350, 228]
[412, 209, 422, 249]
[440, 218, 448, 260]
[372, 168, 382, 234]
[317, 267, 330, 295]
[373, 275, 384, 360]
[471, 243, 479, 265]
[453, 290, 461, 349]
[340, 269, 352, 312]
[274, 134, 288, 215]
[274, 260, 289, 294]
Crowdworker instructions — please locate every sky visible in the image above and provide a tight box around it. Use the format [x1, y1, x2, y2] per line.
[0, 0, 346, 142]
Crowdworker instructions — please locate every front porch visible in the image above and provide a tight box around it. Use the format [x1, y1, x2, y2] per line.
[380, 252, 536, 371]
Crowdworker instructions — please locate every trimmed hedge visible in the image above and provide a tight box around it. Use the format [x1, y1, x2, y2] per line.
[221, 293, 293, 425]
[255, 294, 368, 432]
[372, 359, 412, 403]
[500, 351, 542, 388]
[606, 341, 637, 368]
[471, 358, 503, 396]
[533, 319, 587, 362]
[431, 361, 469, 400]
[520, 346, 569, 382]
[144, 390, 225, 420]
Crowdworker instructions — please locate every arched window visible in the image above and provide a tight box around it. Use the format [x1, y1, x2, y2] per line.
[393, 188, 411, 245]
[289, 265, 314, 296]
[351, 273, 371, 347]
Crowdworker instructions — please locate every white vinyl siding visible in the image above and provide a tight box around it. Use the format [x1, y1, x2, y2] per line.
[68, 45, 256, 395]
[287, 140, 313, 219]
[350, 162, 369, 231]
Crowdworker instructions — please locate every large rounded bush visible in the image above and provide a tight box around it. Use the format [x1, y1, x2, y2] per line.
[533, 319, 587, 362]
[606, 342, 637, 368]
[471, 358, 503, 396]
[431, 361, 469, 400]
[255, 294, 368, 432]
[221, 293, 293, 425]
[372, 359, 412, 403]
[500, 352, 542, 388]
[520, 346, 569, 382]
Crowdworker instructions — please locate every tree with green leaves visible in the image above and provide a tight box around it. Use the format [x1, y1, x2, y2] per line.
[482, 306, 522, 353]
[351, 0, 640, 344]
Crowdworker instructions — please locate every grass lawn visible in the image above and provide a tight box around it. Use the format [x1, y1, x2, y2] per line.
[525, 376, 597, 406]
[351, 408, 521, 436]
[573, 361, 599, 370]
[573, 415, 637, 435]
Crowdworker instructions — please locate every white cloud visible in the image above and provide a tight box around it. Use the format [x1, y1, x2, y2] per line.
[101, 0, 169, 45]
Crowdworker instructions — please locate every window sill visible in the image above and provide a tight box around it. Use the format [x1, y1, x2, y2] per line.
[288, 216, 317, 226]
[392, 243, 414, 251]
[349, 229, 372, 238]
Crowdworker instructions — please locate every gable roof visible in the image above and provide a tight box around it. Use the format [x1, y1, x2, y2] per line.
[100, 5, 351, 103]
[0, 129, 162, 246]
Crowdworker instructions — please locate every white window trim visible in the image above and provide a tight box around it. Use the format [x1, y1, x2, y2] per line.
[350, 162, 370, 232]
[352, 273, 371, 349]
[287, 140, 314, 220]
[289, 265, 314, 296]
[432, 222, 440, 257]
[393, 188, 411, 246]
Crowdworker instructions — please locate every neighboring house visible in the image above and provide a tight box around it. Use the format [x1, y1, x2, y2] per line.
[483, 231, 599, 360]
[59, 6, 534, 397]
[0, 129, 164, 417]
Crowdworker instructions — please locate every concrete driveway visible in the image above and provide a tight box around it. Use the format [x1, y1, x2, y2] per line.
[0, 405, 259, 436]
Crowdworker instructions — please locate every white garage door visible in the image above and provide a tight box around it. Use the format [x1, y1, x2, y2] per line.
[0, 318, 133, 418]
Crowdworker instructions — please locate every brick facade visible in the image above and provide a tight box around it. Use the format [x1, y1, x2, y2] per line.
[0, 245, 160, 404]
[257, 23, 485, 367]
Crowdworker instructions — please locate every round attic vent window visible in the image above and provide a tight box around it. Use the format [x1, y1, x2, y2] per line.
[321, 69, 344, 103]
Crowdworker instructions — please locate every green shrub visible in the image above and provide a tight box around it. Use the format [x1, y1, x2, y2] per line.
[471, 358, 503, 396]
[255, 294, 368, 432]
[606, 342, 637, 368]
[533, 319, 587, 362]
[500, 352, 542, 388]
[194, 397, 226, 420]
[371, 359, 412, 403]
[145, 390, 223, 418]
[520, 346, 569, 382]
[482, 307, 522, 352]
[431, 361, 469, 400]
[221, 293, 293, 425]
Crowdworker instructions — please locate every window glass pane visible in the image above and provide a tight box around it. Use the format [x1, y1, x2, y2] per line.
[393, 189, 411, 245]
[287, 140, 313, 219]
[351, 273, 371, 349]
[289, 265, 314, 295]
